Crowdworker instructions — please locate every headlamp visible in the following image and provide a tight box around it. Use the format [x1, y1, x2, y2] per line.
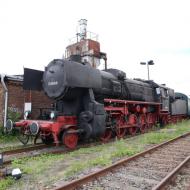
[24, 111, 30, 120]
[50, 111, 56, 119]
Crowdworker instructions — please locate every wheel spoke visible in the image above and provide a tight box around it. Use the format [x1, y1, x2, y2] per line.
[100, 129, 112, 142]
[115, 116, 127, 138]
[139, 114, 147, 133]
[147, 113, 154, 129]
[116, 128, 126, 138]
[128, 114, 138, 135]
[128, 127, 137, 135]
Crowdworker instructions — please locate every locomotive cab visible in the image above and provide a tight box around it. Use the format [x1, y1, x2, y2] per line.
[155, 84, 174, 112]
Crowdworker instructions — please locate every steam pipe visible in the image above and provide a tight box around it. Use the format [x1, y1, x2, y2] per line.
[1, 74, 8, 132]
[104, 57, 107, 70]
[100, 52, 107, 70]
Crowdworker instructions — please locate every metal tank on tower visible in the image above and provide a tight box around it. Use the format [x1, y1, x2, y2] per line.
[65, 19, 107, 69]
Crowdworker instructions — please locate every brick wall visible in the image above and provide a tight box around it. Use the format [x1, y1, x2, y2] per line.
[0, 80, 54, 125]
[0, 83, 4, 125]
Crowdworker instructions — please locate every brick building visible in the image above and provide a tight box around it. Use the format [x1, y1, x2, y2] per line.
[0, 75, 53, 126]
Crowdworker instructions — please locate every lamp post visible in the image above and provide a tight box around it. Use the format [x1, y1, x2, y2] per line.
[140, 60, 154, 80]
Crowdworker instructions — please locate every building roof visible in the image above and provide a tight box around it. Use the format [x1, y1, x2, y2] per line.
[0, 74, 23, 82]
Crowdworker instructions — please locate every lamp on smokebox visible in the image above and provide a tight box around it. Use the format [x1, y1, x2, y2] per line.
[140, 60, 155, 80]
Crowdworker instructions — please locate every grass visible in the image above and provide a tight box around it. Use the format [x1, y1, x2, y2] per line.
[0, 126, 19, 144]
[12, 153, 66, 175]
[0, 126, 37, 152]
[136, 120, 190, 145]
[1, 120, 190, 189]
[0, 178, 14, 190]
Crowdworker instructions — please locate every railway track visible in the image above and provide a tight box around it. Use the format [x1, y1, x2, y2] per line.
[2, 143, 47, 156]
[156, 156, 190, 190]
[2, 121, 168, 167]
[53, 131, 190, 190]
[1, 144, 55, 166]
[1, 127, 159, 167]
[1, 140, 109, 167]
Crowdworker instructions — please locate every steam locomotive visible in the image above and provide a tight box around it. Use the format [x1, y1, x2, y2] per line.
[5, 58, 190, 148]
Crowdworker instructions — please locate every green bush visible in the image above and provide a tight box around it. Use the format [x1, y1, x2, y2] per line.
[0, 108, 21, 138]
[0, 124, 4, 134]
[7, 108, 22, 122]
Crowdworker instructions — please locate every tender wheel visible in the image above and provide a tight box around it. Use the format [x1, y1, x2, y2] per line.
[63, 128, 78, 149]
[100, 129, 112, 142]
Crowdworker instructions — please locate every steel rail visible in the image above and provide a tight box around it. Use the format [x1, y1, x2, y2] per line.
[152, 155, 190, 190]
[2, 141, 107, 167]
[2, 144, 47, 156]
[2, 148, 68, 166]
[53, 131, 190, 190]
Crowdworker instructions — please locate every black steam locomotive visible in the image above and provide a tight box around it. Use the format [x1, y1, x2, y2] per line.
[6, 58, 190, 148]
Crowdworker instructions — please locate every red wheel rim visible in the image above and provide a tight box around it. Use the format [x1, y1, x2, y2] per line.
[128, 114, 138, 135]
[100, 129, 112, 142]
[128, 127, 137, 135]
[147, 113, 153, 129]
[115, 116, 127, 138]
[140, 123, 147, 133]
[63, 129, 78, 149]
[116, 128, 126, 138]
[139, 114, 147, 133]
[128, 114, 138, 126]
[162, 116, 169, 125]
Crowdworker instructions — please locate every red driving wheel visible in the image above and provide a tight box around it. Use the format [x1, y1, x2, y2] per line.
[63, 128, 78, 149]
[128, 114, 138, 135]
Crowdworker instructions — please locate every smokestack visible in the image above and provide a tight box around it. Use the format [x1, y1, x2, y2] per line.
[79, 19, 87, 40]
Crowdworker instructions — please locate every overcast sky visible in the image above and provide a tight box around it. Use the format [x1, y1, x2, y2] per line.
[0, 0, 190, 95]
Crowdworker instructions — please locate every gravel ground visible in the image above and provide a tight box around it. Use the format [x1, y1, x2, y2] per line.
[78, 136, 190, 190]
[166, 162, 190, 190]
